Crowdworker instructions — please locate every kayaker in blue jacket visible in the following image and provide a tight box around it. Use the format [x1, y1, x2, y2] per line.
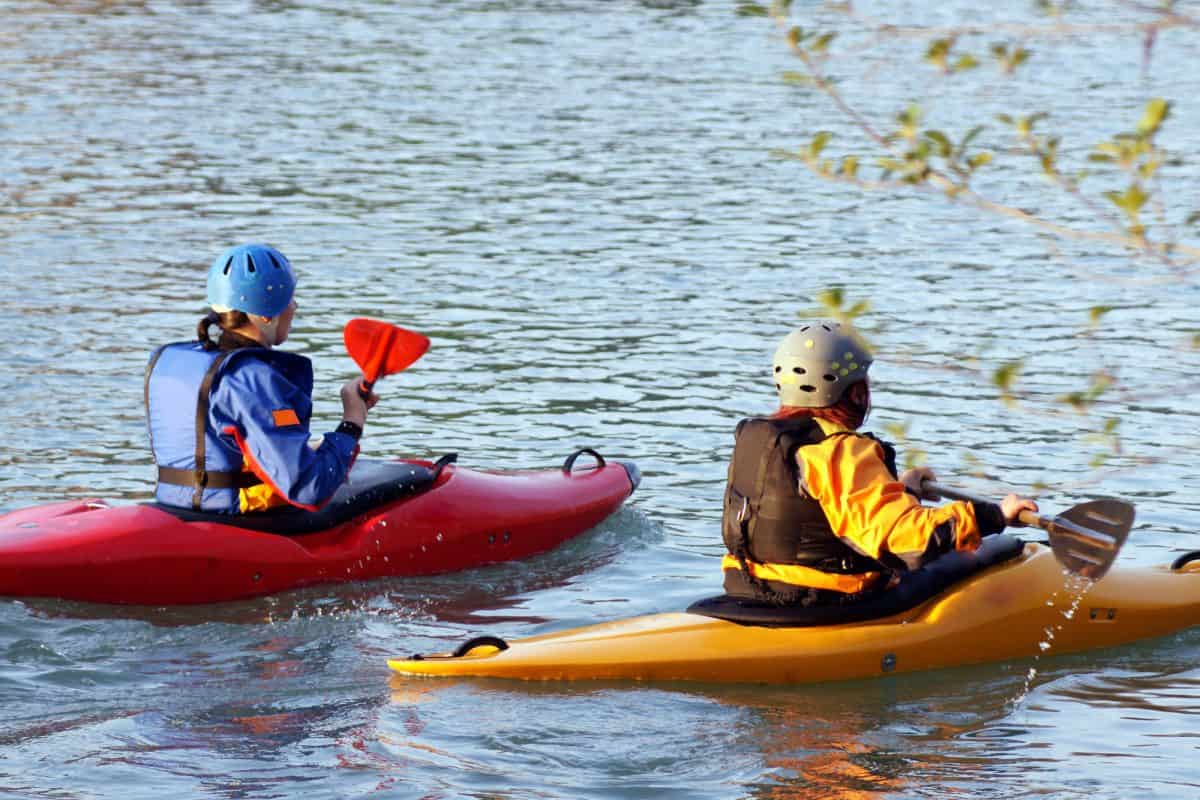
[145, 243, 375, 514]
[721, 321, 1038, 605]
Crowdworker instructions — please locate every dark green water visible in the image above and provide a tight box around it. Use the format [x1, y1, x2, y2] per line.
[2, 1, 1199, 797]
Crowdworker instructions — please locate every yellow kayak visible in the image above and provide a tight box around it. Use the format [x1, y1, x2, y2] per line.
[388, 539, 1200, 685]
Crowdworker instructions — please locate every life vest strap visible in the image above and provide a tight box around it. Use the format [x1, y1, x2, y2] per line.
[156, 466, 263, 490]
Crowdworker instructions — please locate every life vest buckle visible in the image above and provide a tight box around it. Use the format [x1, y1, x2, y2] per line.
[195, 469, 209, 488]
[736, 496, 750, 524]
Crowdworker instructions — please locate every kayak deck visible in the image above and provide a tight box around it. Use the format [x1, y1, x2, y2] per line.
[388, 544, 1200, 685]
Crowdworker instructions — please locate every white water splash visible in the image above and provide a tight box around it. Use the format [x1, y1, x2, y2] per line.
[1011, 568, 1096, 708]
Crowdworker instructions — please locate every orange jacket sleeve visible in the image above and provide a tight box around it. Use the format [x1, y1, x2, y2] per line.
[796, 433, 982, 571]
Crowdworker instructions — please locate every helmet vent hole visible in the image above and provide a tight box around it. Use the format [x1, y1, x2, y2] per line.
[792, 367, 806, 375]
[821, 324, 832, 332]
[800, 385, 816, 393]
[823, 374, 837, 382]
[246, 256, 257, 273]
[222, 257, 234, 275]
[267, 252, 283, 270]
[774, 365, 782, 373]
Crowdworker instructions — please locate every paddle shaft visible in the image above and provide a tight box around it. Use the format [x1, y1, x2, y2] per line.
[923, 481, 1133, 580]
[924, 481, 1092, 539]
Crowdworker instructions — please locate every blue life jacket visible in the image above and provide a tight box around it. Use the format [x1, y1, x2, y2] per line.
[145, 341, 357, 513]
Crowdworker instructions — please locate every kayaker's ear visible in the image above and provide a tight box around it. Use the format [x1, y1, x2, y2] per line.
[343, 318, 430, 400]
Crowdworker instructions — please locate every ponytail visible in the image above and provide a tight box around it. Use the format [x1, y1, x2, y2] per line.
[197, 309, 250, 349]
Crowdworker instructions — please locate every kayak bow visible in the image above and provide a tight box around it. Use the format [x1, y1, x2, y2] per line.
[389, 541, 1200, 685]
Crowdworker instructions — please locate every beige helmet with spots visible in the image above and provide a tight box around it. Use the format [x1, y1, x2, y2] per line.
[773, 321, 873, 407]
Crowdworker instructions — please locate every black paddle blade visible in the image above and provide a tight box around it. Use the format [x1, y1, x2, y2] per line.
[1045, 499, 1134, 581]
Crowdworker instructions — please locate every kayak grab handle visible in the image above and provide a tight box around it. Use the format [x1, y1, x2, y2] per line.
[1171, 551, 1200, 571]
[453, 635, 509, 657]
[430, 453, 458, 482]
[407, 635, 510, 662]
[563, 447, 606, 474]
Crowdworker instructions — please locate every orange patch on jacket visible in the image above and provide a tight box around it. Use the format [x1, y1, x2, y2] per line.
[272, 408, 301, 427]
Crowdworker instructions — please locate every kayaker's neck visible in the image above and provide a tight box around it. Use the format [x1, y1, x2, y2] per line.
[216, 329, 269, 351]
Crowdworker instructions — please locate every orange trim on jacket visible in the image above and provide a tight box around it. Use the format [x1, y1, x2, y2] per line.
[720, 554, 885, 594]
[223, 424, 359, 513]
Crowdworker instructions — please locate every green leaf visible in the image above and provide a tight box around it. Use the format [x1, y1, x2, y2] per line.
[1104, 183, 1149, 216]
[953, 54, 980, 71]
[817, 287, 845, 311]
[840, 155, 859, 177]
[845, 299, 870, 319]
[996, 113, 1015, 125]
[967, 151, 993, 170]
[1088, 305, 1114, 324]
[735, 2, 769, 17]
[877, 156, 904, 177]
[781, 70, 813, 85]
[1137, 98, 1171, 137]
[992, 361, 1022, 391]
[809, 131, 833, 159]
[960, 125, 985, 152]
[895, 104, 922, 142]
[925, 39, 952, 66]
[811, 32, 837, 52]
[1016, 112, 1048, 137]
[924, 130, 952, 158]
[1186, 211, 1200, 226]
[1060, 391, 1088, 411]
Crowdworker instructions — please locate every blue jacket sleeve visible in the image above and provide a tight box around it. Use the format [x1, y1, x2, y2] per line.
[210, 360, 357, 510]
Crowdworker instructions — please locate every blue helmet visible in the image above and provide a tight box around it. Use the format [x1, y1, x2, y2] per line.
[206, 243, 297, 318]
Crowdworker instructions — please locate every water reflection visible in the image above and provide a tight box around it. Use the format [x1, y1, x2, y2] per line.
[380, 634, 1200, 798]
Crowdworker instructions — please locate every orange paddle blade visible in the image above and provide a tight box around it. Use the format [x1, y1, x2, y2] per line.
[343, 318, 430, 386]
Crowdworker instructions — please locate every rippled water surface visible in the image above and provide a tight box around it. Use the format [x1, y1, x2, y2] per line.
[3, 1, 1200, 798]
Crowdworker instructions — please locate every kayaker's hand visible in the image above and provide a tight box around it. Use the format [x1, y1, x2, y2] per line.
[340, 379, 373, 427]
[1000, 494, 1038, 526]
[900, 467, 936, 499]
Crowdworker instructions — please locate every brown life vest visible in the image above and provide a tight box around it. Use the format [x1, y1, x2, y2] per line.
[721, 416, 892, 577]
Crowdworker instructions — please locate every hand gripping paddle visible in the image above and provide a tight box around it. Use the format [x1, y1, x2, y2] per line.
[924, 481, 1134, 581]
[343, 318, 430, 398]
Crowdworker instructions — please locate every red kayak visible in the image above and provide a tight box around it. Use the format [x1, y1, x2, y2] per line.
[0, 448, 639, 605]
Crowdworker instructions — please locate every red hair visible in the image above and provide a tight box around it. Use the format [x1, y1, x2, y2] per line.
[772, 380, 871, 430]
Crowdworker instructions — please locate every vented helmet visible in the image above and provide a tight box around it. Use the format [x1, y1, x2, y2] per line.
[206, 243, 297, 318]
[773, 321, 872, 407]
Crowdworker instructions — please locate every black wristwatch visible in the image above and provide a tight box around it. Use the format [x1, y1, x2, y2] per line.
[336, 420, 364, 441]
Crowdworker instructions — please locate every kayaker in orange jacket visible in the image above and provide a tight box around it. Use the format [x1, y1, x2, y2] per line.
[721, 321, 1037, 605]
